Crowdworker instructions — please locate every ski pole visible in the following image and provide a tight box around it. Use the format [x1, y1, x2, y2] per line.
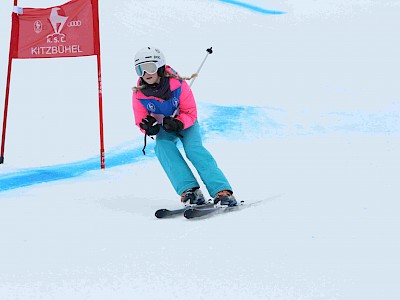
[189, 47, 213, 87]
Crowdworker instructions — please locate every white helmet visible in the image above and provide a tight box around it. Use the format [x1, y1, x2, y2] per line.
[134, 47, 166, 68]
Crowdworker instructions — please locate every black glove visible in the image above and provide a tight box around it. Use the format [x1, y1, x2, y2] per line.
[140, 115, 160, 136]
[162, 116, 184, 133]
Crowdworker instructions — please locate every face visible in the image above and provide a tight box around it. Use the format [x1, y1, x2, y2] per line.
[142, 72, 160, 85]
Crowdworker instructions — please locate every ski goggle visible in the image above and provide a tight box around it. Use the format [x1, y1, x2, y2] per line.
[135, 62, 158, 77]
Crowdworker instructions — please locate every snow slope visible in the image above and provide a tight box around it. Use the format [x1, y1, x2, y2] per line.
[0, 0, 399, 299]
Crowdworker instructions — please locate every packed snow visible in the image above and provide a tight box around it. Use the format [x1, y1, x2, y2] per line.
[0, 0, 399, 299]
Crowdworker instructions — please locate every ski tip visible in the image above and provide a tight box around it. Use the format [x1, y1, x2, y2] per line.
[155, 209, 168, 219]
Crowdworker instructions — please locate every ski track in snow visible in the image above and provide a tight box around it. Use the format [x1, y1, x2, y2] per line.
[0, 103, 397, 192]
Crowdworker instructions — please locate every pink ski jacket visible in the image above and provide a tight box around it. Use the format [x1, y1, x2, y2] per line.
[132, 66, 197, 134]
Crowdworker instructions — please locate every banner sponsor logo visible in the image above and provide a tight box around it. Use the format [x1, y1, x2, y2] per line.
[34, 20, 43, 33]
[68, 20, 82, 27]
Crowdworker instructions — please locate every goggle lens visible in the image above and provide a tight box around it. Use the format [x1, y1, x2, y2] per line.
[135, 62, 158, 77]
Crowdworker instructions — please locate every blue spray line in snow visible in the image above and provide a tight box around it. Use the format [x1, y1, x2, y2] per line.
[0, 104, 274, 192]
[1, 104, 396, 192]
[214, 0, 286, 15]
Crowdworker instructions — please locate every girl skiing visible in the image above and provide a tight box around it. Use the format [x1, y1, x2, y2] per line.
[132, 47, 236, 207]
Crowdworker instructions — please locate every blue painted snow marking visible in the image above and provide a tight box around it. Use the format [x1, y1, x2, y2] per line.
[0, 161, 97, 192]
[200, 104, 281, 137]
[0, 104, 269, 192]
[0, 144, 154, 192]
[1, 104, 396, 192]
[214, 0, 286, 15]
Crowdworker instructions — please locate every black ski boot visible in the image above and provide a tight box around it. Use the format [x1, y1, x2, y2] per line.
[181, 188, 206, 207]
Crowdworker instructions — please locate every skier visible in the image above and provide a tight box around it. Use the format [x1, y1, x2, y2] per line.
[132, 46, 237, 207]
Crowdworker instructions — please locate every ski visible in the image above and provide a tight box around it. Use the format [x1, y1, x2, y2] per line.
[155, 207, 186, 218]
[155, 202, 214, 219]
[184, 201, 245, 219]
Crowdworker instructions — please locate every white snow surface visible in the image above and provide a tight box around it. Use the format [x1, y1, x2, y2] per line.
[0, 0, 400, 299]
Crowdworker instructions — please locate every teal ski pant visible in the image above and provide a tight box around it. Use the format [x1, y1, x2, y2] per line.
[155, 121, 232, 197]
